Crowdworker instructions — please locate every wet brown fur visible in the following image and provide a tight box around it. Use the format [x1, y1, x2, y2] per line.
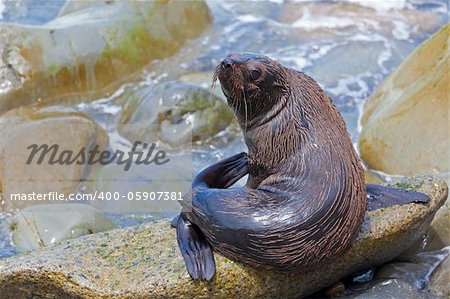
[190, 53, 366, 272]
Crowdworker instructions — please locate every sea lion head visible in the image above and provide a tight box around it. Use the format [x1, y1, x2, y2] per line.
[214, 53, 289, 128]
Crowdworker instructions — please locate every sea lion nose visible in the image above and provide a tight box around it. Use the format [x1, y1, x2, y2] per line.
[221, 58, 233, 70]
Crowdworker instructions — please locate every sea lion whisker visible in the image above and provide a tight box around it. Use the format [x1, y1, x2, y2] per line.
[211, 65, 222, 109]
[242, 87, 249, 133]
[211, 64, 220, 90]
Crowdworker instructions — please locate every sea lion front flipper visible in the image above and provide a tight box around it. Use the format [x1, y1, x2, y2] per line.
[170, 215, 180, 228]
[365, 184, 430, 211]
[176, 213, 216, 281]
[193, 152, 248, 189]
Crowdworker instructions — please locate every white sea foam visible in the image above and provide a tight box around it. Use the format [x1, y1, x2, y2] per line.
[269, 45, 311, 69]
[349, 33, 387, 43]
[327, 75, 370, 100]
[377, 43, 393, 73]
[223, 21, 241, 34]
[237, 14, 263, 23]
[281, 56, 309, 69]
[308, 44, 336, 60]
[247, 0, 284, 4]
[392, 20, 411, 40]
[326, 74, 372, 136]
[345, 0, 408, 12]
[292, 7, 354, 30]
[290, 0, 408, 11]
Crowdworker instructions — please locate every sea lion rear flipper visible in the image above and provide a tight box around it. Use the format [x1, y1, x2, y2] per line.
[365, 184, 430, 211]
[176, 213, 216, 281]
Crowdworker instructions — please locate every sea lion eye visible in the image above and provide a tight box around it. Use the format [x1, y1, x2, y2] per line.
[250, 69, 261, 80]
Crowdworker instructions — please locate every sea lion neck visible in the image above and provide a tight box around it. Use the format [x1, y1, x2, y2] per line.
[236, 91, 289, 132]
[243, 98, 305, 186]
[242, 69, 342, 187]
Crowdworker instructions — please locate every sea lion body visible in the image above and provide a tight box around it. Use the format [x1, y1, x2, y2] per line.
[189, 54, 365, 272]
[174, 53, 429, 280]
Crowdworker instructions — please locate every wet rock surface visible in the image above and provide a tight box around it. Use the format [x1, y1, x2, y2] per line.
[339, 279, 435, 299]
[118, 81, 235, 147]
[374, 246, 449, 292]
[0, 176, 446, 298]
[0, 0, 212, 113]
[86, 159, 192, 213]
[10, 203, 115, 251]
[430, 255, 450, 298]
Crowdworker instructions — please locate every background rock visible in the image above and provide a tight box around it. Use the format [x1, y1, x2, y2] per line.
[359, 24, 449, 178]
[374, 247, 449, 290]
[0, 106, 108, 212]
[0, 176, 446, 298]
[86, 157, 192, 213]
[430, 255, 450, 298]
[118, 81, 235, 147]
[0, 1, 211, 113]
[339, 279, 433, 299]
[358, 24, 449, 253]
[364, 169, 386, 184]
[429, 173, 450, 248]
[10, 203, 115, 251]
[277, 2, 443, 40]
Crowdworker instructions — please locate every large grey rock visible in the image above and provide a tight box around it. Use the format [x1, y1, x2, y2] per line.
[0, 106, 108, 212]
[0, 176, 446, 298]
[10, 204, 116, 251]
[0, 0, 211, 113]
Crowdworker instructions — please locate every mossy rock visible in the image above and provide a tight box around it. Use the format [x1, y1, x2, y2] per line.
[0, 176, 447, 298]
[0, 1, 211, 113]
[118, 81, 235, 147]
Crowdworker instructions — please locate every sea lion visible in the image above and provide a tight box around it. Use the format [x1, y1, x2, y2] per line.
[173, 53, 429, 281]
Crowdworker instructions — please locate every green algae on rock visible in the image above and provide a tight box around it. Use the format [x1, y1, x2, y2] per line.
[0, 0, 212, 113]
[118, 81, 235, 147]
[0, 106, 108, 212]
[0, 176, 447, 298]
